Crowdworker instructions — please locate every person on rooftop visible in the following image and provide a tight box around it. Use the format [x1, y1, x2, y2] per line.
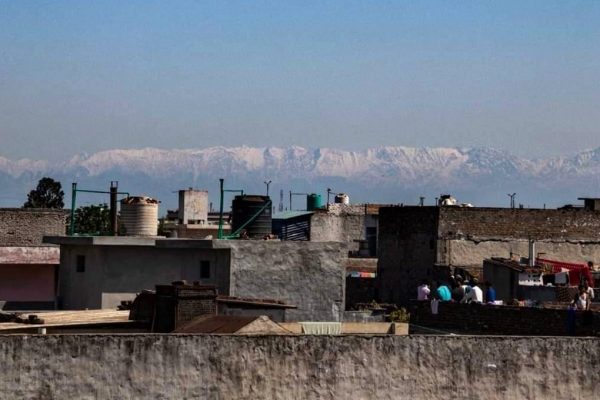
[582, 280, 594, 310]
[452, 276, 465, 302]
[574, 285, 589, 311]
[417, 279, 431, 301]
[470, 279, 483, 303]
[435, 281, 451, 302]
[485, 281, 496, 304]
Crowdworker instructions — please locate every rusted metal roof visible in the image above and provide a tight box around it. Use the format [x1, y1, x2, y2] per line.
[173, 315, 260, 333]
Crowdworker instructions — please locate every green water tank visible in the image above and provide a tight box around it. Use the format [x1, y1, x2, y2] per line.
[306, 193, 322, 211]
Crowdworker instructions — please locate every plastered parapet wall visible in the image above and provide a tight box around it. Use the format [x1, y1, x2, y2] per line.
[0, 334, 598, 400]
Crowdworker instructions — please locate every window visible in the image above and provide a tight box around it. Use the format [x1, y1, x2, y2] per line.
[76, 255, 86, 273]
[200, 261, 210, 279]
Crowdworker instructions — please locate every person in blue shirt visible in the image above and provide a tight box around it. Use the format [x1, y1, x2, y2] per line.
[435, 281, 452, 302]
[485, 281, 497, 303]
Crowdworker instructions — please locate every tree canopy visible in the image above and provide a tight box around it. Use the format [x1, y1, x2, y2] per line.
[23, 177, 65, 209]
[73, 203, 111, 235]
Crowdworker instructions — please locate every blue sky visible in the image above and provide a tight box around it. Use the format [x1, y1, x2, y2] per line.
[1, 1, 599, 160]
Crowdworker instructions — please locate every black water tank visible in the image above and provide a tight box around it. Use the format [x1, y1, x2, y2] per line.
[231, 195, 272, 239]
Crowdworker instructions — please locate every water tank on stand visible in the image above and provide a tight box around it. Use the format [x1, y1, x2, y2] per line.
[334, 193, 350, 205]
[306, 193, 322, 211]
[231, 195, 272, 239]
[120, 196, 159, 236]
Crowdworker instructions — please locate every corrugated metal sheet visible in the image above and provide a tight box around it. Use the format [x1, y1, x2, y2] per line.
[272, 213, 311, 241]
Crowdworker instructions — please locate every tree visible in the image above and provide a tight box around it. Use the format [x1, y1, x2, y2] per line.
[23, 177, 65, 209]
[73, 203, 111, 235]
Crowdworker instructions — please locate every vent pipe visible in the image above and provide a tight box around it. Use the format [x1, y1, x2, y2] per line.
[528, 239, 536, 267]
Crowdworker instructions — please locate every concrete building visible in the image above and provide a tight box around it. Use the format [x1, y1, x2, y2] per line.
[178, 189, 208, 225]
[310, 203, 381, 255]
[163, 190, 229, 239]
[0, 208, 67, 310]
[44, 236, 347, 321]
[377, 206, 600, 305]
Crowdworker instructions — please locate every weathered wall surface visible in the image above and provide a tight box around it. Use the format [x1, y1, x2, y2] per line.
[0, 208, 67, 246]
[310, 204, 380, 252]
[222, 241, 346, 321]
[438, 207, 600, 240]
[410, 301, 600, 336]
[59, 245, 231, 309]
[445, 238, 600, 269]
[0, 334, 599, 400]
[311, 212, 365, 251]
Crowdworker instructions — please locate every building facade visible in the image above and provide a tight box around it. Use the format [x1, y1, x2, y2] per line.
[377, 206, 600, 305]
[0, 208, 67, 310]
[45, 236, 347, 321]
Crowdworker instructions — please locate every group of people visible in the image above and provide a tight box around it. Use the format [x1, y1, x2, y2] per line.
[417, 276, 496, 304]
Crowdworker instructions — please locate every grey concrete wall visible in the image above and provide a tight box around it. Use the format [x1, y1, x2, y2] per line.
[220, 241, 346, 321]
[59, 245, 231, 309]
[0, 334, 598, 400]
[178, 189, 209, 224]
[0, 208, 67, 246]
[310, 204, 379, 252]
[311, 213, 365, 251]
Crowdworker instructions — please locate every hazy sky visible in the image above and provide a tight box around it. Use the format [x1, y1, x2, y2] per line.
[1, 1, 599, 161]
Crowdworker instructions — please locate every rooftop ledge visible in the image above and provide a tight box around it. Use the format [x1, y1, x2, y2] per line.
[43, 236, 231, 249]
[43, 236, 346, 250]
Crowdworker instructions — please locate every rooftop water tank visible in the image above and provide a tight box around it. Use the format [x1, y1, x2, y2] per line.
[334, 193, 350, 205]
[231, 195, 272, 239]
[438, 194, 457, 207]
[306, 193, 322, 211]
[120, 196, 159, 236]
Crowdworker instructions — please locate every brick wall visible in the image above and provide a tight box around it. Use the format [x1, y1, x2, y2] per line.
[410, 301, 600, 336]
[0, 209, 67, 246]
[439, 207, 600, 240]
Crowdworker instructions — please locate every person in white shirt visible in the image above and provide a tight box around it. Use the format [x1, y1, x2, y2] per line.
[471, 283, 483, 303]
[575, 285, 589, 310]
[417, 279, 431, 300]
[461, 279, 483, 303]
[583, 280, 594, 309]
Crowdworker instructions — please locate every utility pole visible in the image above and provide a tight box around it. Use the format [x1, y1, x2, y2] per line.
[264, 180, 272, 196]
[110, 181, 118, 236]
[508, 193, 516, 209]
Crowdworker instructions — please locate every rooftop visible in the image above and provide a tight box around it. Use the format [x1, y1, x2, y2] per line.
[173, 315, 290, 335]
[0, 309, 131, 332]
[272, 211, 313, 220]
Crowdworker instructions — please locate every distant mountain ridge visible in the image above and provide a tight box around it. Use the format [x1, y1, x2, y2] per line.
[2, 146, 600, 209]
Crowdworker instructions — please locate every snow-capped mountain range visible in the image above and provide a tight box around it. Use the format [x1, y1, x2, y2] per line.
[2, 146, 600, 209]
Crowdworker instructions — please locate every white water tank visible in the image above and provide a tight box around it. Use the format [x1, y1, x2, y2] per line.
[334, 193, 350, 205]
[438, 194, 457, 206]
[120, 196, 159, 236]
